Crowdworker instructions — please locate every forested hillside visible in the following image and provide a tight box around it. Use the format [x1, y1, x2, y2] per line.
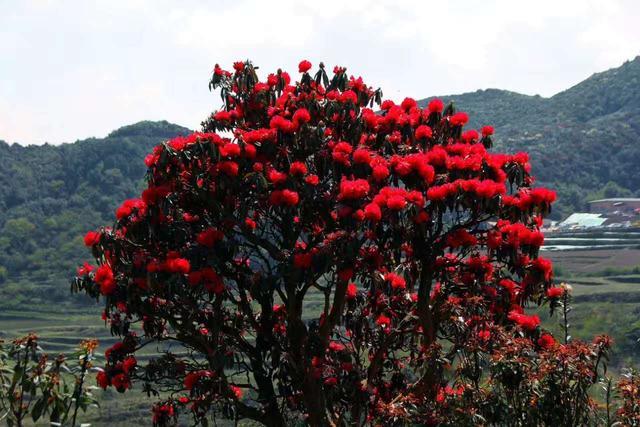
[420, 56, 640, 219]
[0, 121, 190, 309]
[0, 57, 639, 309]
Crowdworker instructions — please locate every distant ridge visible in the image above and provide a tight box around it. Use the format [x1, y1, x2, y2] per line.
[0, 121, 190, 308]
[418, 56, 640, 219]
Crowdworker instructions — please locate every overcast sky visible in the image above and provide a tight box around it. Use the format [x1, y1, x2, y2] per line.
[1, 0, 639, 145]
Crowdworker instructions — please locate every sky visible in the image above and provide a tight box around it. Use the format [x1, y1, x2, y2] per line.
[1, 0, 639, 146]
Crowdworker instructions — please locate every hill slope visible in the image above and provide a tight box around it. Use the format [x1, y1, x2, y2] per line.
[0, 57, 639, 309]
[0, 121, 190, 308]
[419, 56, 640, 219]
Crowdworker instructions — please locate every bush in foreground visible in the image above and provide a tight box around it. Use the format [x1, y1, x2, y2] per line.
[0, 335, 99, 426]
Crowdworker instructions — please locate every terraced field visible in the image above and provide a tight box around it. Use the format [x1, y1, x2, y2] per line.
[540, 246, 640, 369]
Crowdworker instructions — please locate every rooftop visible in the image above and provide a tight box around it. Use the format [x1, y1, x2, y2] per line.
[588, 198, 640, 203]
[559, 213, 607, 228]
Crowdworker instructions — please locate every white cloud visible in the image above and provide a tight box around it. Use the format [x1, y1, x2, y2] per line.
[0, 0, 638, 145]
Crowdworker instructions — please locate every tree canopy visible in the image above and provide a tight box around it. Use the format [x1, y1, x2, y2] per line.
[73, 60, 614, 426]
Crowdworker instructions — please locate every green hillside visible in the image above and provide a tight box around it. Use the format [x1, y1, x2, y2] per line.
[0, 57, 639, 312]
[0, 121, 190, 310]
[419, 56, 640, 219]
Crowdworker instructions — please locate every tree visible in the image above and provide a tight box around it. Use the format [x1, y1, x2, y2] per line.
[73, 60, 611, 426]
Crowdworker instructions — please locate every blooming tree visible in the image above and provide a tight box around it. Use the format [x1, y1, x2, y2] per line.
[74, 60, 611, 426]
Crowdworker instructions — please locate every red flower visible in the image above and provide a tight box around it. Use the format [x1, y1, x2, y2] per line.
[338, 179, 370, 200]
[339, 90, 358, 104]
[364, 203, 382, 222]
[538, 333, 556, 349]
[415, 125, 433, 140]
[270, 115, 294, 133]
[214, 110, 232, 122]
[281, 189, 300, 206]
[546, 286, 564, 299]
[298, 59, 312, 73]
[95, 264, 115, 295]
[245, 218, 257, 230]
[372, 165, 390, 182]
[267, 73, 278, 87]
[353, 148, 372, 164]
[230, 385, 243, 399]
[384, 272, 406, 290]
[346, 282, 358, 300]
[84, 230, 101, 247]
[111, 373, 131, 392]
[293, 253, 313, 269]
[116, 198, 146, 220]
[289, 161, 308, 176]
[329, 341, 346, 352]
[478, 330, 491, 342]
[401, 97, 417, 111]
[323, 377, 338, 386]
[292, 108, 311, 127]
[233, 61, 245, 72]
[449, 112, 469, 127]
[376, 313, 391, 327]
[267, 169, 288, 184]
[96, 371, 110, 389]
[386, 195, 407, 211]
[166, 258, 191, 274]
[219, 143, 241, 158]
[197, 228, 224, 247]
[532, 257, 553, 282]
[428, 99, 444, 113]
[305, 174, 319, 185]
[380, 100, 395, 110]
[481, 125, 494, 136]
[219, 161, 239, 177]
[507, 310, 540, 331]
[184, 370, 214, 390]
[332, 141, 354, 165]
[123, 356, 137, 374]
[77, 261, 94, 276]
[461, 129, 479, 143]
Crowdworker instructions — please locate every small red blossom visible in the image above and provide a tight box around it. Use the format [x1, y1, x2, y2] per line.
[298, 59, 312, 73]
[481, 125, 494, 136]
[449, 112, 469, 127]
[84, 230, 101, 247]
[428, 98, 444, 113]
[95, 264, 115, 295]
[508, 310, 540, 331]
[197, 228, 224, 247]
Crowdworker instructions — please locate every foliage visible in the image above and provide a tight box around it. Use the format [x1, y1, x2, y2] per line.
[419, 56, 640, 219]
[68, 59, 626, 426]
[0, 335, 99, 426]
[617, 369, 640, 425]
[0, 121, 190, 308]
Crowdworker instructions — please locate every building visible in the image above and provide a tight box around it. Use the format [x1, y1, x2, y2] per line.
[588, 198, 640, 215]
[558, 213, 607, 229]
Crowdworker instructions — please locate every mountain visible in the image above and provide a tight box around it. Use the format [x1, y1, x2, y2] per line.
[0, 58, 639, 309]
[0, 121, 190, 309]
[418, 56, 640, 219]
